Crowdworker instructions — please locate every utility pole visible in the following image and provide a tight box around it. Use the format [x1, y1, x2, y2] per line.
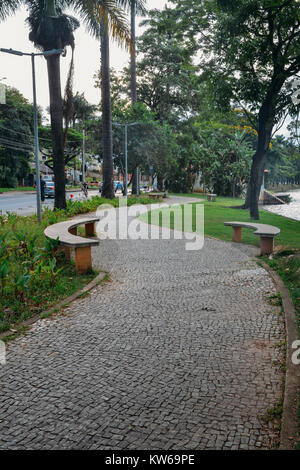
[82, 129, 86, 183]
[112, 122, 139, 198]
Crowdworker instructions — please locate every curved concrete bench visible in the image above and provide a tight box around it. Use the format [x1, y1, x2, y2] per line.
[44, 217, 100, 273]
[148, 192, 168, 199]
[224, 221, 280, 255]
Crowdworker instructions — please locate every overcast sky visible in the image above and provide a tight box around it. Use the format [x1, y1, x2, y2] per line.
[0, 1, 169, 114]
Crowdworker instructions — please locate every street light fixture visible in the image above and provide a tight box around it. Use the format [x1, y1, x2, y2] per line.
[0, 47, 64, 222]
[112, 121, 139, 197]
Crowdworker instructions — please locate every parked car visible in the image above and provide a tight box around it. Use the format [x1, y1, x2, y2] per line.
[43, 175, 54, 182]
[44, 181, 55, 198]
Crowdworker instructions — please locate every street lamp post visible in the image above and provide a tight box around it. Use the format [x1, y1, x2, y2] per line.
[82, 129, 86, 184]
[112, 122, 139, 197]
[0, 48, 64, 222]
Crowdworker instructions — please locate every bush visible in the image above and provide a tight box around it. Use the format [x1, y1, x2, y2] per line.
[0, 195, 156, 332]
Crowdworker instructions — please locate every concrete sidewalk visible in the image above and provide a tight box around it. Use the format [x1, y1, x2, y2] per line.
[0, 196, 284, 450]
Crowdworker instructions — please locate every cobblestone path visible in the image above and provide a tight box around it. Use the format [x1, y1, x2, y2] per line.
[0, 197, 284, 449]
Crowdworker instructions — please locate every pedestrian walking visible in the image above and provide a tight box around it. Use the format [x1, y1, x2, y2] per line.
[81, 181, 88, 198]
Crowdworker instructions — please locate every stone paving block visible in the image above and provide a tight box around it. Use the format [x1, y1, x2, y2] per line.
[0, 197, 284, 449]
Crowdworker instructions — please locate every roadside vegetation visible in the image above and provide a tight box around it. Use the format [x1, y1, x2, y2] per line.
[0, 195, 155, 334]
[0, 187, 35, 193]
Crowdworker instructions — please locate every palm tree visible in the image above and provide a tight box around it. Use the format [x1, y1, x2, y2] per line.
[100, 15, 115, 198]
[68, 1, 131, 200]
[2, 1, 131, 205]
[102, 0, 145, 197]
[27, 0, 80, 209]
[0, 0, 21, 20]
[95, 0, 147, 199]
[128, 0, 146, 195]
[27, 0, 131, 207]
[96, 1, 131, 199]
[128, 0, 146, 103]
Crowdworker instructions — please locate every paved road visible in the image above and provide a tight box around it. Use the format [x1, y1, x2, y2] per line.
[0, 190, 100, 216]
[0, 196, 284, 449]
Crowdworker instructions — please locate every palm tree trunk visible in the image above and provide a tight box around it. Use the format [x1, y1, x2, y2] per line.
[130, 0, 139, 195]
[46, 53, 66, 209]
[100, 17, 114, 199]
[130, 0, 137, 104]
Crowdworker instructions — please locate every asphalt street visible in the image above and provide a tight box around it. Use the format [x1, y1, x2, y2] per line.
[0, 189, 100, 216]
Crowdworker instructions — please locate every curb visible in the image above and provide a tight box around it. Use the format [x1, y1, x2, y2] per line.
[0, 189, 86, 197]
[0, 270, 109, 342]
[261, 260, 300, 450]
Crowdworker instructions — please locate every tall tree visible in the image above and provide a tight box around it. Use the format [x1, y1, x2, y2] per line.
[169, 0, 300, 219]
[0, 87, 35, 187]
[136, 7, 199, 125]
[26, 0, 132, 206]
[99, 0, 145, 198]
[100, 13, 115, 198]
[128, 0, 146, 195]
[128, 0, 146, 103]
[27, 0, 79, 209]
[87, 1, 129, 199]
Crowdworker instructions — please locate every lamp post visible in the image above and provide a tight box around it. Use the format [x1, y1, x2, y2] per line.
[0, 48, 64, 222]
[82, 129, 86, 184]
[112, 122, 139, 197]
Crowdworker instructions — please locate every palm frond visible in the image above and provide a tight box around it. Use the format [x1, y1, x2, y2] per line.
[71, 1, 131, 49]
[0, 0, 21, 21]
[26, 1, 80, 51]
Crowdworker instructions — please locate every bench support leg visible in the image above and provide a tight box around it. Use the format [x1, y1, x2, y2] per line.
[259, 237, 274, 256]
[75, 246, 92, 273]
[85, 222, 95, 237]
[232, 226, 242, 243]
[69, 227, 77, 235]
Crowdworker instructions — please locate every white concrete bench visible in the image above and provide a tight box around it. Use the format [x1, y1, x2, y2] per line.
[148, 192, 168, 199]
[224, 221, 280, 255]
[44, 217, 100, 273]
[207, 194, 217, 202]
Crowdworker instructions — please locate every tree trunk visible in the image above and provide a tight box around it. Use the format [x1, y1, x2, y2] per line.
[245, 75, 286, 219]
[248, 109, 274, 219]
[46, 54, 66, 210]
[157, 173, 164, 191]
[100, 18, 114, 199]
[130, 0, 137, 104]
[130, 1, 139, 196]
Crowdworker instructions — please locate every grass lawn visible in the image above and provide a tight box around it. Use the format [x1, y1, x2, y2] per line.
[141, 195, 300, 250]
[0, 187, 35, 193]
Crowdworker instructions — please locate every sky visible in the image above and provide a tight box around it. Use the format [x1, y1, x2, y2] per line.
[0, 1, 169, 115]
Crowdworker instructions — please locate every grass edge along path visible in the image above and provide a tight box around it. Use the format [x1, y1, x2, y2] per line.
[141, 195, 300, 250]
